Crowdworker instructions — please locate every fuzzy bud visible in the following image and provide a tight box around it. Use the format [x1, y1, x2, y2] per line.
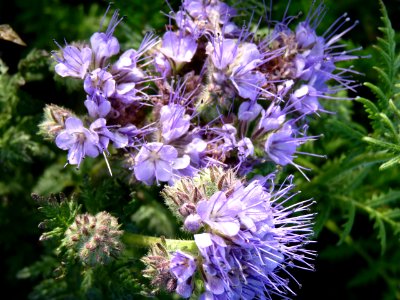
[38, 104, 74, 139]
[141, 242, 177, 295]
[63, 211, 123, 266]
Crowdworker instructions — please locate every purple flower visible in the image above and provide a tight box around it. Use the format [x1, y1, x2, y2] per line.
[258, 104, 286, 132]
[196, 191, 241, 236]
[134, 142, 190, 185]
[160, 104, 191, 143]
[207, 39, 266, 100]
[89, 118, 113, 151]
[237, 137, 254, 160]
[295, 22, 318, 49]
[170, 251, 197, 298]
[84, 94, 111, 118]
[183, 0, 236, 25]
[160, 31, 197, 65]
[264, 124, 299, 166]
[229, 43, 266, 100]
[154, 51, 172, 77]
[206, 38, 237, 70]
[184, 137, 207, 166]
[194, 233, 229, 296]
[113, 82, 144, 104]
[90, 10, 121, 68]
[238, 101, 262, 122]
[84, 68, 116, 98]
[55, 117, 100, 166]
[112, 49, 146, 82]
[161, 168, 315, 298]
[290, 85, 321, 115]
[134, 142, 177, 184]
[53, 44, 92, 79]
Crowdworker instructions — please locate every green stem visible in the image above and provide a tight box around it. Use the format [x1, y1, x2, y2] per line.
[123, 232, 198, 253]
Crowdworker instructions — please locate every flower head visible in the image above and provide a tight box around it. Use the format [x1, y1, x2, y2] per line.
[63, 211, 123, 266]
[161, 168, 315, 299]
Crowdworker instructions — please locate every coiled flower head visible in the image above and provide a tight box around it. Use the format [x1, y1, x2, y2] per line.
[63, 211, 123, 266]
[160, 167, 315, 299]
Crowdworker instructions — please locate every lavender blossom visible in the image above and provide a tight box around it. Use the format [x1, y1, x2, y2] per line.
[264, 124, 302, 166]
[160, 104, 191, 143]
[84, 68, 116, 98]
[170, 251, 197, 298]
[90, 10, 121, 68]
[162, 168, 315, 299]
[55, 117, 100, 167]
[53, 43, 92, 79]
[134, 142, 190, 185]
[159, 31, 197, 71]
[206, 38, 266, 101]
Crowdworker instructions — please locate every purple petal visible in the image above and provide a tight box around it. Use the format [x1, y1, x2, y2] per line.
[155, 160, 172, 182]
[134, 159, 155, 182]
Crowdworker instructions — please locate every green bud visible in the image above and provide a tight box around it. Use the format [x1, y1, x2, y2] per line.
[38, 104, 74, 140]
[63, 211, 123, 266]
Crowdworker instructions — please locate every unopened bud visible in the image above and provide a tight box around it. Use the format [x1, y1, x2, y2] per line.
[38, 104, 74, 139]
[63, 211, 123, 266]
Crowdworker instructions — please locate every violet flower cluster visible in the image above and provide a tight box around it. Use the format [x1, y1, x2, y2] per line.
[42, 0, 362, 298]
[160, 167, 315, 299]
[44, 0, 360, 183]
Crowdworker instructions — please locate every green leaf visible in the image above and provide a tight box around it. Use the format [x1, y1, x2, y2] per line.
[372, 215, 387, 254]
[338, 202, 356, 245]
[33, 193, 81, 242]
[366, 190, 400, 208]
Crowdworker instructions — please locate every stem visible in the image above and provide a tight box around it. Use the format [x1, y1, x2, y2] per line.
[123, 232, 198, 253]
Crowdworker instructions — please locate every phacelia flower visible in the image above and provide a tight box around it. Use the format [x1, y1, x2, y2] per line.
[170, 251, 197, 298]
[53, 43, 92, 79]
[134, 142, 190, 185]
[90, 10, 121, 67]
[160, 167, 315, 299]
[55, 117, 101, 167]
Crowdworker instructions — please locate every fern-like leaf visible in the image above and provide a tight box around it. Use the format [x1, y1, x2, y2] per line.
[338, 202, 356, 245]
[32, 193, 81, 242]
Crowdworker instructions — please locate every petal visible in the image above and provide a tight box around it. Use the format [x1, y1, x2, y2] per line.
[67, 143, 84, 165]
[159, 144, 178, 160]
[84, 141, 100, 157]
[65, 117, 84, 132]
[55, 131, 75, 150]
[155, 160, 172, 182]
[212, 220, 240, 236]
[134, 159, 155, 182]
[84, 99, 99, 118]
[172, 155, 191, 170]
[194, 233, 213, 248]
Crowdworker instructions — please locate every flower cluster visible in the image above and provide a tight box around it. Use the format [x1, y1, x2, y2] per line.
[42, 0, 360, 183]
[43, 0, 362, 298]
[160, 167, 315, 299]
[63, 211, 123, 266]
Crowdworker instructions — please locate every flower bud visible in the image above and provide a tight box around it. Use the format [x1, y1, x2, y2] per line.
[63, 211, 123, 266]
[141, 242, 177, 294]
[38, 104, 74, 139]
